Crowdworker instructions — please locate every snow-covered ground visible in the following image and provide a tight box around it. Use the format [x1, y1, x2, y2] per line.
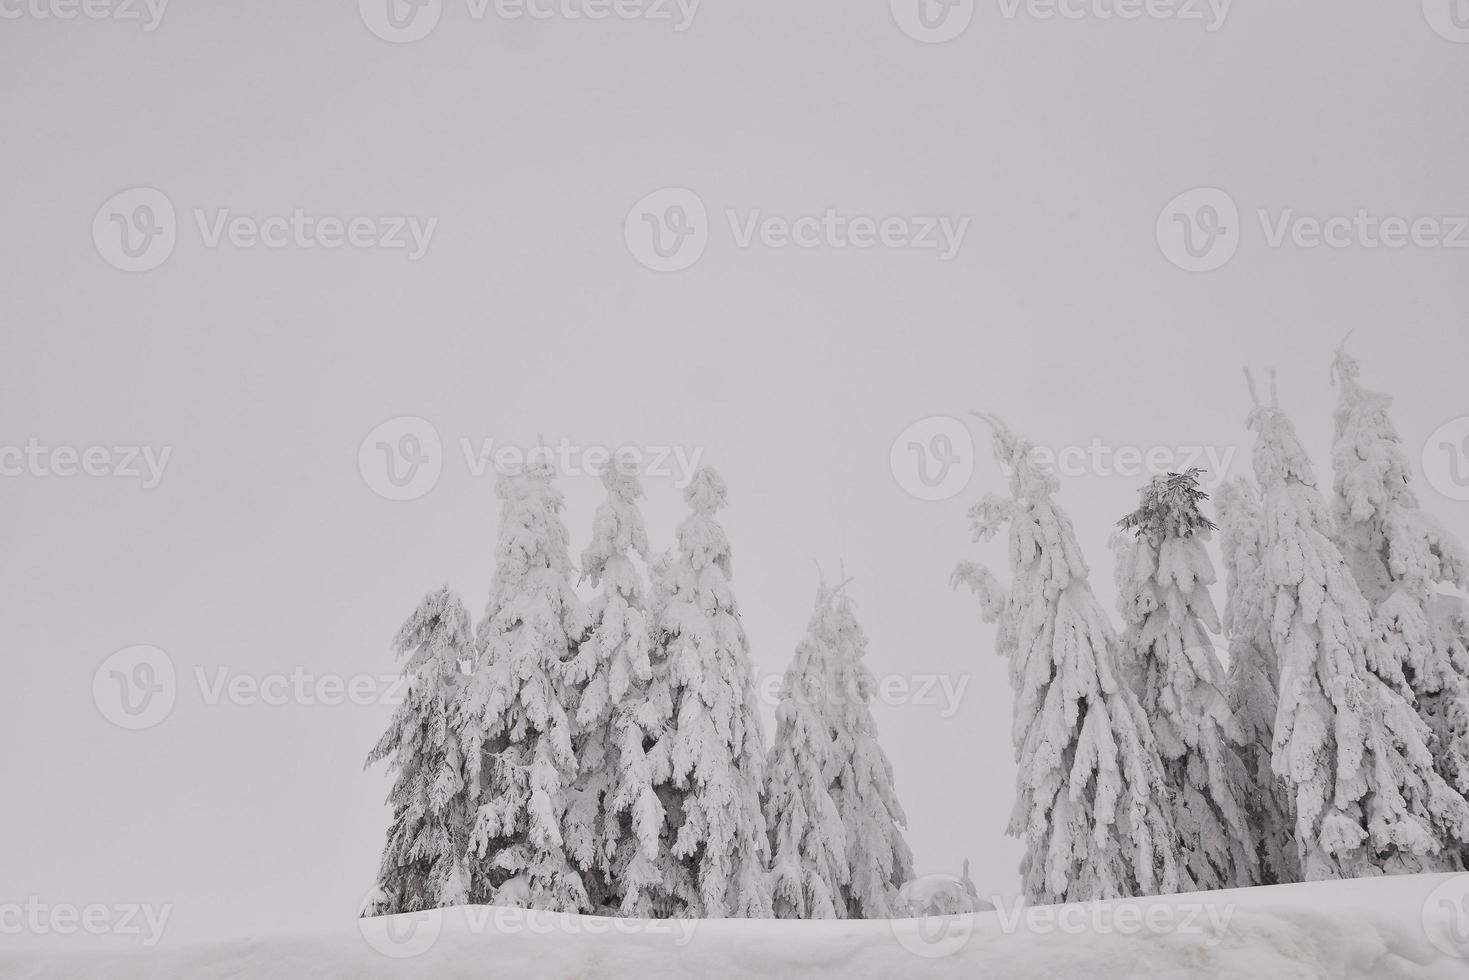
[6, 874, 1469, 979]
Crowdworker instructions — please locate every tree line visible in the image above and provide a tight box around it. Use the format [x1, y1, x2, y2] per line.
[954, 345, 1469, 901]
[364, 463, 914, 919]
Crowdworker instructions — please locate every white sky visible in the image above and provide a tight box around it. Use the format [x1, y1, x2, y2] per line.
[2, 0, 1468, 950]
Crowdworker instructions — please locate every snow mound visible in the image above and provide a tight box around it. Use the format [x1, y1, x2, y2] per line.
[7, 873, 1469, 979]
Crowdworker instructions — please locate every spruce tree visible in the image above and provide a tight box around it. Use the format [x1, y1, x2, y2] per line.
[1331, 345, 1469, 813]
[763, 579, 916, 919]
[764, 584, 851, 919]
[454, 458, 592, 910]
[562, 462, 665, 912]
[1245, 370, 1469, 877]
[645, 466, 772, 917]
[953, 414, 1180, 903]
[1216, 478, 1300, 884]
[616, 550, 700, 917]
[827, 587, 916, 917]
[365, 585, 475, 914]
[1113, 471, 1258, 891]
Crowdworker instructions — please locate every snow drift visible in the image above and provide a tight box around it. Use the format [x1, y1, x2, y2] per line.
[6, 873, 1469, 979]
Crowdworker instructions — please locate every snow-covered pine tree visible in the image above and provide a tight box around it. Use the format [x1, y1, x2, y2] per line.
[614, 550, 700, 917]
[365, 584, 474, 914]
[953, 414, 1180, 904]
[454, 457, 592, 910]
[1113, 470, 1258, 892]
[827, 586, 916, 918]
[561, 462, 665, 913]
[645, 466, 772, 917]
[1331, 345, 1469, 812]
[762, 577, 916, 919]
[1216, 478, 1299, 884]
[764, 583, 851, 919]
[1245, 369, 1469, 877]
